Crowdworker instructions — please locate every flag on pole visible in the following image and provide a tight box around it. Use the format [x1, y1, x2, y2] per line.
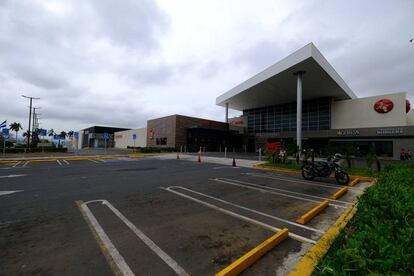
[0, 120, 6, 129]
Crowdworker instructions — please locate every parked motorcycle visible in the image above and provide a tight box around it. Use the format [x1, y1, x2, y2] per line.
[301, 153, 350, 185]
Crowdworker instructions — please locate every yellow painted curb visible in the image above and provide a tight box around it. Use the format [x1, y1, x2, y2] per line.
[288, 203, 357, 276]
[216, 228, 289, 276]
[348, 177, 360, 187]
[330, 187, 348, 200]
[296, 200, 330, 225]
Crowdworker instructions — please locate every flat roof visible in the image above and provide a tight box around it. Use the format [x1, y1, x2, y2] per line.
[216, 43, 356, 111]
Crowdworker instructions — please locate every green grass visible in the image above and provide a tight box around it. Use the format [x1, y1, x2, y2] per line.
[313, 164, 414, 275]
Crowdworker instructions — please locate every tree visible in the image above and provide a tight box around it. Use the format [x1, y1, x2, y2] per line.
[59, 131, 67, 140]
[48, 129, 54, 137]
[68, 130, 74, 139]
[9, 122, 22, 144]
[22, 131, 31, 143]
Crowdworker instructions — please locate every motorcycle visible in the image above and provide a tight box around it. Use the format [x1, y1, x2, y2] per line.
[301, 153, 350, 185]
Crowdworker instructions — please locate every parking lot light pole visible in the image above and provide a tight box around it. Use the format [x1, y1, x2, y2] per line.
[294, 71, 305, 156]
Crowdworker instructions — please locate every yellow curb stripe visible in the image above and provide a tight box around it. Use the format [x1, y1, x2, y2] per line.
[216, 228, 289, 276]
[296, 200, 330, 225]
[288, 203, 357, 276]
[329, 186, 348, 200]
[348, 177, 360, 187]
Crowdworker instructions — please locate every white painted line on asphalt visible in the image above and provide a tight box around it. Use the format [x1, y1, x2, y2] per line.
[0, 174, 27, 179]
[245, 172, 365, 192]
[162, 186, 316, 244]
[22, 161, 29, 167]
[62, 160, 69, 165]
[78, 201, 134, 276]
[83, 200, 188, 276]
[88, 159, 99, 163]
[56, 160, 62, 166]
[219, 178, 351, 206]
[0, 190, 23, 196]
[99, 159, 107, 163]
[13, 161, 22, 167]
[212, 178, 347, 209]
[171, 186, 324, 234]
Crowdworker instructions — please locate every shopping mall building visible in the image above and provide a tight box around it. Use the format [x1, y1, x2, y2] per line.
[216, 43, 414, 159]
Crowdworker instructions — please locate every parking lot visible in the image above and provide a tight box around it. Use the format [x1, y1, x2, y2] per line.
[0, 155, 369, 275]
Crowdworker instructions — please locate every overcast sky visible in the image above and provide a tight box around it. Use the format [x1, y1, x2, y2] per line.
[0, 0, 413, 133]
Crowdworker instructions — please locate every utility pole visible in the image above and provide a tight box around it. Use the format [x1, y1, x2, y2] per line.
[22, 95, 40, 151]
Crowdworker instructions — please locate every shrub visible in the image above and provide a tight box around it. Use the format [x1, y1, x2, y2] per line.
[314, 164, 414, 275]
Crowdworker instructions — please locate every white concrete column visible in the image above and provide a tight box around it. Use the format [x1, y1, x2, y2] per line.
[225, 103, 229, 123]
[295, 71, 305, 153]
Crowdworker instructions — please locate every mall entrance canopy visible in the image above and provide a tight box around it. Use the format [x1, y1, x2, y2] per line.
[216, 43, 356, 151]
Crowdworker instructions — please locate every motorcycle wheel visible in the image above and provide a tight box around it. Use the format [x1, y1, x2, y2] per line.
[302, 164, 315, 180]
[335, 171, 350, 185]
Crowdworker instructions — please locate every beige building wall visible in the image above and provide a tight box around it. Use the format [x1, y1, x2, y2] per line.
[114, 128, 147, 148]
[331, 92, 408, 129]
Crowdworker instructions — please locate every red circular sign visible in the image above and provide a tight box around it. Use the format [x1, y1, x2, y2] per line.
[406, 99, 411, 113]
[374, 99, 394, 113]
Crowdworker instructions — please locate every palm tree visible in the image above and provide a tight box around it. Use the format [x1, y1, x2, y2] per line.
[9, 122, 22, 143]
[60, 131, 67, 140]
[48, 129, 54, 137]
[22, 131, 30, 143]
[68, 130, 74, 139]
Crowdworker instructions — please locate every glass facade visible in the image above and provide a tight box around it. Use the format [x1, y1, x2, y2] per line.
[243, 97, 331, 134]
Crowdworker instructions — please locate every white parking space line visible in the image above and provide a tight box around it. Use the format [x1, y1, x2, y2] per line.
[97, 159, 107, 163]
[22, 161, 29, 167]
[88, 159, 99, 163]
[245, 172, 365, 192]
[212, 178, 347, 209]
[56, 160, 62, 166]
[169, 186, 323, 234]
[79, 200, 188, 276]
[219, 178, 351, 205]
[13, 161, 22, 167]
[0, 190, 23, 196]
[62, 160, 69, 165]
[77, 201, 134, 276]
[162, 186, 316, 244]
[0, 174, 27, 179]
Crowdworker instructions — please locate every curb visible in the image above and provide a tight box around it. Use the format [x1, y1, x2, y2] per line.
[288, 203, 358, 276]
[254, 164, 375, 182]
[216, 228, 289, 276]
[296, 200, 330, 225]
[329, 187, 348, 200]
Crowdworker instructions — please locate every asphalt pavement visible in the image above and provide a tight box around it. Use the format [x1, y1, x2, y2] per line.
[0, 156, 369, 275]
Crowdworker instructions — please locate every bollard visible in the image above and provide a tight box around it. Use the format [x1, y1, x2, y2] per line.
[198, 153, 201, 163]
[176, 152, 180, 160]
[232, 157, 236, 167]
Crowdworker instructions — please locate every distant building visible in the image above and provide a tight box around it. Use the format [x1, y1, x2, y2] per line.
[114, 128, 147, 148]
[75, 126, 130, 149]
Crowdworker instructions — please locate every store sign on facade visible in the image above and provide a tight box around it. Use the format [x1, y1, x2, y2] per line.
[374, 98, 394, 113]
[336, 129, 360, 136]
[148, 128, 154, 139]
[376, 128, 404, 135]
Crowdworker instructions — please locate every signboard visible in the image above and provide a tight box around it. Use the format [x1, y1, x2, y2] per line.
[103, 132, 109, 139]
[132, 134, 137, 140]
[148, 128, 154, 140]
[74, 132, 79, 139]
[376, 128, 403, 135]
[2, 128, 9, 136]
[40, 129, 47, 136]
[336, 129, 360, 136]
[266, 142, 281, 152]
[374, 99, 394, 113]
[53, 134, 60, 140]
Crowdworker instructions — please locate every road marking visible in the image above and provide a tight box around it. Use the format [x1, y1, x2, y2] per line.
[212, 178, 347, 209]
[98, 159, 107, 163]
[56, 160, 62, 166]
[219, 178, 351, 206]
[244, 173, 365, 192]
[0, 174, 27, 179]
[13, 161, 22, 167]
[62, 160, 69, 165]
[168, 186, 323, 234]
[213, 166, 241, 170]
[79, 200, 188, 276]
[0, 190, 23, 196]
[22, 161, 29, 167]
[162, 186, 316, 244]
[76, 201, 134, 276]
[88, 159, 99, 163]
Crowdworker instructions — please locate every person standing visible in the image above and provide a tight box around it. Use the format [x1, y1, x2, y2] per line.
[400, 148, 406, 161]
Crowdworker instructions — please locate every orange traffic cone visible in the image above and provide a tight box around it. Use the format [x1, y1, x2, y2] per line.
[176, 152, 180, 160]
[198, 153, 201, 163]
